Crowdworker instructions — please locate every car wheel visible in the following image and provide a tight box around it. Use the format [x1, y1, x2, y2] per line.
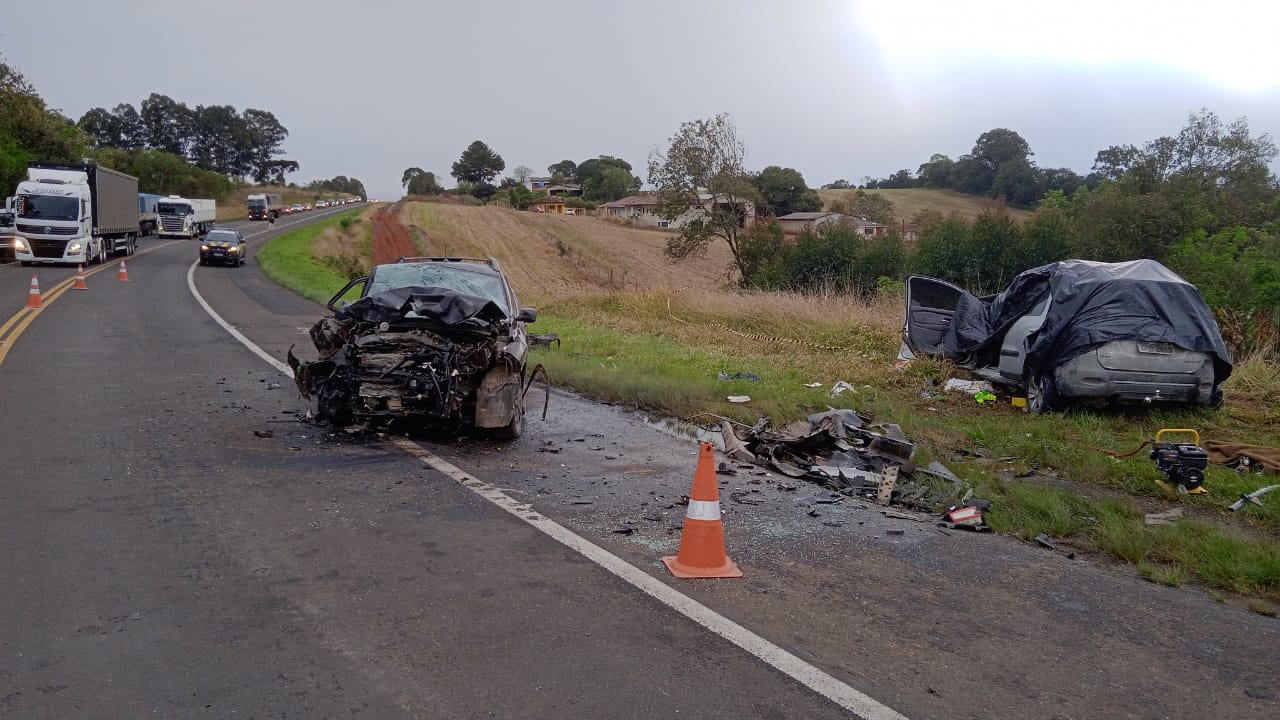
[492, 398, 524, 441]
[1026, 371, 1059, 414]
[1208, 385, 1225, 411]
[315, 396, 352, 428]
[199, 258, 207, 266]
[20, 260, 31, 267]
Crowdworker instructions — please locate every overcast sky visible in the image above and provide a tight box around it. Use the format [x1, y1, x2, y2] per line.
[4, 0, 1278, 200]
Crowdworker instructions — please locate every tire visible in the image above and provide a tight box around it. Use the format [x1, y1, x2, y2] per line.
[1025, 371, 1059, 414]
[199, 258, 207, 266]
[491, 399, 524, 441]
[315, 396, 352, 428]
[1208, 385, 1225, 411]
[20, 260, 31, 267]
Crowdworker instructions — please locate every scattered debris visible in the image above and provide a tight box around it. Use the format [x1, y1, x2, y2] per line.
[804, 382, 823, 388]
[974, 390, 997, 404]
[718, 371, 761, 382]
[1034, 534, 1057, 550]
[830, 380, 857, 397]
[726, 395, 752, 403]
[886, 528, 905, 536]
[611, 526, 636, 535]
[529, 333, 562, 349]
[715, 407, 967, 514]
[253, 429, 274, 439]
[716, 462, 737, 476]
[730, 491, 764, 505]
[883, 511, 928, 523]
[1229, 485, 1280, 512]
[943, 378, 994, 395]
[1144, 508, 1185, 525]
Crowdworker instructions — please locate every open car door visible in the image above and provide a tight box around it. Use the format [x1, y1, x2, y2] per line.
[901, 275, 965, 357]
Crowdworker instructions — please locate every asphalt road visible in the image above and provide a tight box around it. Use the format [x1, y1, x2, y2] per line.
[1, 207, 1277, 719]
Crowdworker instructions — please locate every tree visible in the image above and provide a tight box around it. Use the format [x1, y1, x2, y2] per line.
[753, 166, 822, 216]
[506, 185, 534, 210]
[990, 157, 1039, 207]
[839, 190, 896, 224]
[547, 159, 576, 180]
[879, 168, 916, 189]
[648, 113, 759, 282]
[451, 140, 505, 185]
[471, 182, 497, 204]
[822, 179, 851, 190]
[402, 168, 442, 196]
[917, 154, 954, 188]
[971, 128, 1033, 170]
[948, 156, 994, 195]
[1, 59, 91, 200]
[512, 165, 533, 185]
[139, 93, 193, 157]
[576, 156, 640, 201]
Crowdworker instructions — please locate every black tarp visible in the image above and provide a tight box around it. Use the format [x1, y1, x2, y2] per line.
[336, 286, 508, 326]
[942, 259, 1232, 383]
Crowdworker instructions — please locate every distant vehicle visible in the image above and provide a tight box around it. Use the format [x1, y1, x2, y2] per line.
[138, 192, 163, 236]
[290, 256, 538, 438]
[157, 196, 216, 238]
[899, 259, 1232, 413]
[303, 204, 313, 211]
[12, 162, 141, 265]
[291, 203, 304, 214]
[247, 192, 283, 221]
[316, 200, 328, 208]
[564, 208, 576, 216]
[0, 197, 16, 260]
[199, 228, 246, 267]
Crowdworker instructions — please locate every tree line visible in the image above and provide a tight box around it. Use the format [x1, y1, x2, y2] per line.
[78, 94, 298, 183]
[646, 110, 1279, 347]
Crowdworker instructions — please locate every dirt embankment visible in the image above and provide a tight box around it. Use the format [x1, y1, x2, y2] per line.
[370, 203, 417, 265]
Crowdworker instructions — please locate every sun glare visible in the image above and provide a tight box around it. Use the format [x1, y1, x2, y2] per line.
[852, 1, 1279, 93]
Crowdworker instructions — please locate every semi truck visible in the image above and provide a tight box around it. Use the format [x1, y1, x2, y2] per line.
[139, 192, 163, 236]
[11, 162, 141, 266]
[246, 192, 283, 220]
[0, 197, 16, 261]
[157, 195, 216, 238]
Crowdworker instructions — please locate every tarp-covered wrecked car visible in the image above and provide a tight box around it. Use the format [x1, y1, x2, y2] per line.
[899, 259, 1233, 412]
[288, 257, 539, 438]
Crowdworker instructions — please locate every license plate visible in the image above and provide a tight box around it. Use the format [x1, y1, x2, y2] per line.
[1137, 341, 1174, 354]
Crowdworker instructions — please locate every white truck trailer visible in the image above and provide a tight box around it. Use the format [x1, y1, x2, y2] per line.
[12, 162, 141, 266]
[157, 195, 216, 238]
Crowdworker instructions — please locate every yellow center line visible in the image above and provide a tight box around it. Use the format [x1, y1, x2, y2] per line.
[0, 239, 186, 367]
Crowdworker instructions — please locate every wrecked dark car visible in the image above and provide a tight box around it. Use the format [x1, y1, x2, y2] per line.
[899, 259, 1232, 413]
[288, 257, 538, 438]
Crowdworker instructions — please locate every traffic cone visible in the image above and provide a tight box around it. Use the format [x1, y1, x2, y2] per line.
[117, 260, 130, 282]
[26, 274, 42, 308]
[662, 442, 743, 578]
[73, 265, 88, 290]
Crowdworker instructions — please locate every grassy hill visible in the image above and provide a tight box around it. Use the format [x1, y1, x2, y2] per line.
[398, 202, 739, 305]
[816, 187, 1032, 226]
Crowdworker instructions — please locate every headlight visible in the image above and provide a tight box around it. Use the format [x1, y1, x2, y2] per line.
[14, 238, 27, 251]
[200, 245, 208, 250]
[68, 243, 82, 253]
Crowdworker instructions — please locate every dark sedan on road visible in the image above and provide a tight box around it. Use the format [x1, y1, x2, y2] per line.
[199, 228, 247, 267]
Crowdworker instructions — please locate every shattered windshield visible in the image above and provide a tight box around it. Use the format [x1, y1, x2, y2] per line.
[369, 264, 509, 310]
[19, 195, 79, 221]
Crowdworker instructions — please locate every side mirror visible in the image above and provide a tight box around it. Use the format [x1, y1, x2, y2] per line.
[517, 307, 538, 323]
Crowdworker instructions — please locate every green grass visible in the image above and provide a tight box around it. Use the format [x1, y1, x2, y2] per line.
[527, 299, 1280, 601]
[257, 208, 366, 305]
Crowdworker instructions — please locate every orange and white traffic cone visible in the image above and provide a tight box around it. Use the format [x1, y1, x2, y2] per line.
[662, 442, 743, 578]
[117, 260, 130, 282]
[26, 274, 43, 308]
[73, 265, 88, 290]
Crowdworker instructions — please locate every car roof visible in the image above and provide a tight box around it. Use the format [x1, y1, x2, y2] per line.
[376, 257, 505, 278]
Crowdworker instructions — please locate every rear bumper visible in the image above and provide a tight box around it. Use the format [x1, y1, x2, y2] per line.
[1055, 348, 1215, 405]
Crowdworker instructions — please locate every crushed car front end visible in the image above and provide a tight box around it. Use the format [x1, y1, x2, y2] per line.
[289, 285, 528, 433]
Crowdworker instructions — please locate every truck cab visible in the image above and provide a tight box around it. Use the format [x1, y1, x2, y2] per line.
[157, 196, 215, 238]
[13, 172, 95, 265]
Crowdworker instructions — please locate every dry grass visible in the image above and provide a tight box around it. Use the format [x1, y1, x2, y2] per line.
[399, 203, 738, 305]
[816, 187, 1033, 225]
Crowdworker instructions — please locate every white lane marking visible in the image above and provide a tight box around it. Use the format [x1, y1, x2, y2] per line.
[185, 209, 909, 720]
